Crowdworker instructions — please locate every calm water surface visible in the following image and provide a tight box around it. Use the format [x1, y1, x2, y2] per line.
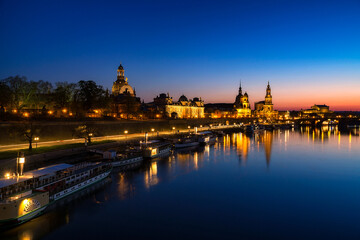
[2, 128, 360, 240]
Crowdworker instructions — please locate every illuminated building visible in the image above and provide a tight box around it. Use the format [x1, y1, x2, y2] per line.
[153, 93, 205, 119]
[301, 104, 333, 117]
[234, 83, 251, 117]
[111, 64, 141, 118]
[254, 82, 278, 119]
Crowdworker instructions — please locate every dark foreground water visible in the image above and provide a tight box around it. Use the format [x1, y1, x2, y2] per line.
[1, 127, 360, 240]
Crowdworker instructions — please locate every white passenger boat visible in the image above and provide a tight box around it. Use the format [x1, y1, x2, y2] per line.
[142, 140, 172, 158]
[0, 162, 112, 227]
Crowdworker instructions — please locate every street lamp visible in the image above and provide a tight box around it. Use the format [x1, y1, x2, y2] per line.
[151, 128, 155, 137]
[124, 130, 128, 139]
[17, 152, 25, 176]
[34, 137, 39, 149]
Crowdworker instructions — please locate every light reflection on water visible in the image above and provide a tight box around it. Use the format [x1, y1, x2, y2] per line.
[1, 129, 360, 240]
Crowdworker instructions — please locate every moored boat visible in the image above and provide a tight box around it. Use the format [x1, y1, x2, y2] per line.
[142, 140, 172, 158]
[0, 162, 112, 227]
[196, 131, 217, 145]
[174, 136, 199, 149]
[112, 154, 143, 167]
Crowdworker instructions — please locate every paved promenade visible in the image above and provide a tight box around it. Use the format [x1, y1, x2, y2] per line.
[0, 124, 239, 152]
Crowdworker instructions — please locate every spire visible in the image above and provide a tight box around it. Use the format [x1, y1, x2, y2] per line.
[266, 81, 271, 92]
[238, 81, 242, 95]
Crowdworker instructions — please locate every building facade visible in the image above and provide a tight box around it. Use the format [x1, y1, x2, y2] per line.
[234, 83, 251, 117]
[153, 93, 205, 119]
[254, 82, 278, 119]
[301, 104, 333, 117]
[111, 64, 141, 118]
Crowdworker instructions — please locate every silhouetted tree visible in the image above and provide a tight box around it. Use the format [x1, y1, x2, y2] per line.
[0, 81, 12, 108]
[73, 123, 98, 144]
[9, 122, 41, 150]
[53, 82, 76, 109]
[74, 80, 106, 115]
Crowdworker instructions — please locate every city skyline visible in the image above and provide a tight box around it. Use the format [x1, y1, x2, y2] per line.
[1, 0, 360, 111]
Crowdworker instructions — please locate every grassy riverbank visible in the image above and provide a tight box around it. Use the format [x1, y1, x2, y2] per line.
[0, 140, 116, 160]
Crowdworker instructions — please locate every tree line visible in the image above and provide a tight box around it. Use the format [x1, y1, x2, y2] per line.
[0, 76, 112, 117]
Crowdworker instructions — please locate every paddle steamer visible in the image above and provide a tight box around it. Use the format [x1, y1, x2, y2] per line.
[0, 162, 112, 227]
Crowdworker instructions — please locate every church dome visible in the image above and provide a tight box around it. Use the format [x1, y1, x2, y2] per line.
[244, 92, 248, 97]
[118, 64, 124, 70]
[178, 95, 188, 102]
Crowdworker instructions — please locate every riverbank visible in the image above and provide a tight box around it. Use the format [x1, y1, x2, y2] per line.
[0, 123, 243, 174]
[0, 118, 252, 145]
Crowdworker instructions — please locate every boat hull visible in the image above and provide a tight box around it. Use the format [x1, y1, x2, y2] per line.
[175, 142, 199, 149]
[51, 169, 112, 201]
[0, 191, 50, 228]
[112, 156, 143, 167]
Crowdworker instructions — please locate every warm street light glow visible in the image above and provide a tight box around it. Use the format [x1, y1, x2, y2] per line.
[124, 130, 128, 134]
[62, 108, 67, 113]
[34, 137, 40, 148]
[172, 127, 175, 130]
[48, 111, 53, 115]
[89, 133, 93, 137]
[23, 112, 29, 117]
[4, 172, 11, 179]
[151, 128, 155, 132]
[188, 126, 191, 129]
[19, 157, 25, 164]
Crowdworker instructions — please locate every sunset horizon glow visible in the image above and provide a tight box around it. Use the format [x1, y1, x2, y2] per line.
[1, 1, 359, 111]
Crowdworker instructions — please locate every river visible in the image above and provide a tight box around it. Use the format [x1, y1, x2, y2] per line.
[1, 127, 360, 240]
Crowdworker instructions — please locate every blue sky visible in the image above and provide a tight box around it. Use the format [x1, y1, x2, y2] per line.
[1, 0, 359, 110]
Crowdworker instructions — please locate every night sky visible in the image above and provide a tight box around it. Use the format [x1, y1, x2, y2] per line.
[1, 0, 359, 110]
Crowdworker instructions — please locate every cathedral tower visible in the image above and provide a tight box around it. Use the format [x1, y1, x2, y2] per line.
[234, 82, 251, 117]
[265, 81, 272, 105]
[112, 63, 134, 96]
